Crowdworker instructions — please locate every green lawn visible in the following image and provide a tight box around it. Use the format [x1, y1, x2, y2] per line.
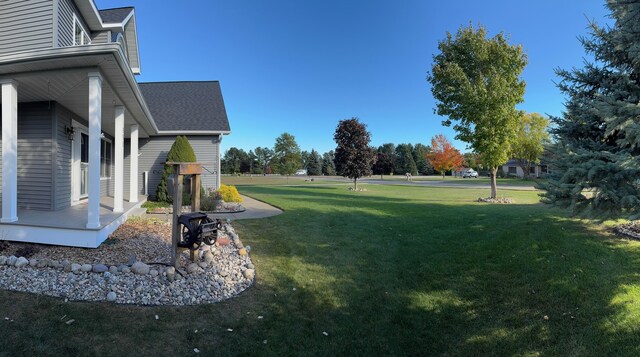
[222, 175, 339, 186]
[1, 184, 640, 355]
[369, 174, 543, 187]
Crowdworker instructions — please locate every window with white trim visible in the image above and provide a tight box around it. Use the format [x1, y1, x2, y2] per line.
[100, 139, 112, 178]
[73, 16, 90, 46]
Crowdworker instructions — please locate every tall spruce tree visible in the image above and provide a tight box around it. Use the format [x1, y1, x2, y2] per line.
[540, 1, 640, 218]
[307, 149, 322, 176]
[395, 144, 418, 175]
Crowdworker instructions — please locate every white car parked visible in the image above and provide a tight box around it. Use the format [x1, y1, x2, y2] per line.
[462, 169, 478, 178]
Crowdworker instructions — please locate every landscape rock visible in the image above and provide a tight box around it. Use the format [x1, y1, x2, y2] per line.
[150, 269, 158, 277]
[106, 291, 117, 302]
[238, 248, 247, 256]
[71, 263, 82, 273]
[204, 251, 214, 263]
[29, 258, 38, 267]
[243, 269, 255, 280]
[14, 257, 29, 268]
[121, 267, 131, 274]
[131, 262, 150, 275]
[36, 259, 48, 268]
[187, 263, 199, 275]
[216, 237, 231, 246]
[6, 256, 16, 266]
[0, 256, 6, 265]
[80, 264, 93, 272]
[109, 266, 118, 274]
[92, 264, 108, 273]
[63, 262, 72, 272]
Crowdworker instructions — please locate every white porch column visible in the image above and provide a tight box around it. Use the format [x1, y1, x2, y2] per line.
[1, 80, 18, 223]
[87, 72, 102, 229]
[129, 124, 139, 203]
[113, 106, 124, 212]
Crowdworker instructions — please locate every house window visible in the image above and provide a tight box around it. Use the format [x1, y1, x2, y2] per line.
[540, 165, 549, 174]
[508, 166, 517, 174]
[101, 139, 112, 178]
[529, 166, 536, 174]
[73, 16, 90, 46]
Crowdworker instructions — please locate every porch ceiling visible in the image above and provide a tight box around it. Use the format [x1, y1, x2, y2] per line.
[0, 45, 155, 138]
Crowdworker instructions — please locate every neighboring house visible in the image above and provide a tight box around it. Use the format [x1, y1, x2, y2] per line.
[0, 1, 230, 247]
[501, 159, 549, 178]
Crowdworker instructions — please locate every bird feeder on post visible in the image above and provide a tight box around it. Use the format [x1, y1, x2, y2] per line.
[169, 162, 202, 268]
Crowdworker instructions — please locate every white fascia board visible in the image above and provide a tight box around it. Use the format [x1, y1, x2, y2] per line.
[155, 131, 231, 136]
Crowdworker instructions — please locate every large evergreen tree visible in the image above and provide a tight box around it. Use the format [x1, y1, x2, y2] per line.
[307, 149, 323, 176]
[322, 151, 336, 175]
[394, 144, 418, 175]
[540, 1, 640, 218]
[412, 143, 434, 175]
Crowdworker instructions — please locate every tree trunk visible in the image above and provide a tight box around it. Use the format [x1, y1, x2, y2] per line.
[354, 177, 358, 190]
[490, 167, 498, 199]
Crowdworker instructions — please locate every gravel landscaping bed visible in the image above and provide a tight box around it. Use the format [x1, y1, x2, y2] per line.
[0, 218, 255, 306]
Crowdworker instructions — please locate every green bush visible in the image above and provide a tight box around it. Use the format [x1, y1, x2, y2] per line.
[156, 136, 197, 202]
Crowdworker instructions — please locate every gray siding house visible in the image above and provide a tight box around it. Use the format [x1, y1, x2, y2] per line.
[0, 1, 230, 247]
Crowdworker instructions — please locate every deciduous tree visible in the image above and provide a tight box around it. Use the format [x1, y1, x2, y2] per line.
[428, 134, 464, 178]
[428, 23, 527, 198]
[273, 133, 302, 179]
[372, 143, 396, 179]
[510, 112, 549, 179]
[333, 118, 376, 190]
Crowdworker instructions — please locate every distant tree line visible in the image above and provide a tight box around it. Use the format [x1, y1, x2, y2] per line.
[221, 131, 486, 178]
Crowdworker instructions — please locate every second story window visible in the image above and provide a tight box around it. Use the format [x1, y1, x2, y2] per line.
[73, 16, 90, 46]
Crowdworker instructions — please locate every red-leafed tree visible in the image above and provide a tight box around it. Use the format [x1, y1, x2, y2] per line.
[428, 134, 464, 178]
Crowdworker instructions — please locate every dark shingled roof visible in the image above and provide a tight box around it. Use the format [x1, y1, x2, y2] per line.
[138, 81, 230, 132]
[99, 7, 134, 23]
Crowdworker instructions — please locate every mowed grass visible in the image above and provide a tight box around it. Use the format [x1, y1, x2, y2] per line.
[2, 185, 640, 355]
[222, 175, 338, 186]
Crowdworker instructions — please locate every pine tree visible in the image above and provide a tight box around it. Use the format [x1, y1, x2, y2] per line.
[394, 144, 418, 175]
[322, 151, 336, 175]
[307, 149, 322, 176]
[540, 0, 640, 218]
[156, 136, 197, 203]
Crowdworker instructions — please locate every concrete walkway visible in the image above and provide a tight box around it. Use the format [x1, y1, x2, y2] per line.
[207, 195, 283, 220]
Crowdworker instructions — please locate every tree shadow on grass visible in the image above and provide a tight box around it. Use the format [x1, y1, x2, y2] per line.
[235, 193, 640, 355]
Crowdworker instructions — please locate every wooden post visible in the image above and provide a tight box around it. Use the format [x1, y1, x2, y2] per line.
[169, 162, 203, 268]
[171, 171, 184, 268]
[192, 174, 201, 213]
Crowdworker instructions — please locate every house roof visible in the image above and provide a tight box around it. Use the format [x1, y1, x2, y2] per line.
[138, 81, 230, 133]
[99, 7, 134, 24]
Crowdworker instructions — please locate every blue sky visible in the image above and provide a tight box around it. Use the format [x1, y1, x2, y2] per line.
[97, 0, 610, 154]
